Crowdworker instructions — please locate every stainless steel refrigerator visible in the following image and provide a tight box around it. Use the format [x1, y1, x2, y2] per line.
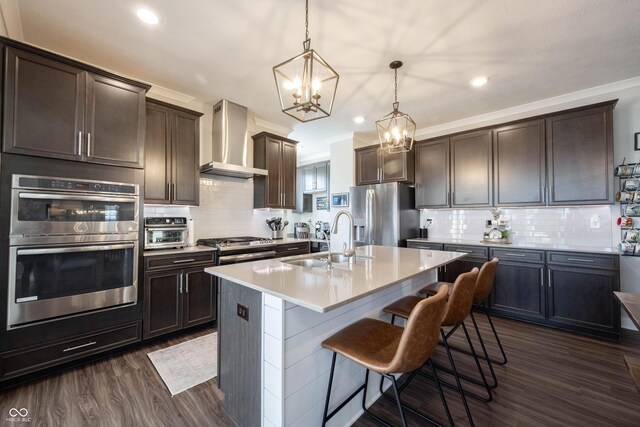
[350, 182, 419, 247]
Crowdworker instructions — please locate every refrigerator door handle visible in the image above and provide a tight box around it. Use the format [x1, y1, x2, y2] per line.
[366, 188, 375, 245]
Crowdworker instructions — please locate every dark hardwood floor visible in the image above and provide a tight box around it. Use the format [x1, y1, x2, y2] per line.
[355, 316, 640, 427]
[0, 327, 233, 427]
[1, 317, 640, 426]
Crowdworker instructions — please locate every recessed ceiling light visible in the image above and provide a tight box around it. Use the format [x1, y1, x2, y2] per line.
[470, 76, 489, 87]
[353, 116, 365, 124]
[137, 8, 159, 25]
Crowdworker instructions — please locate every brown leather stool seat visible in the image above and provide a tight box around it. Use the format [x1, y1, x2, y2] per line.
[420, 281, 452, 297]
[321, 286, 450, 427]
[382, 295, 424, 322]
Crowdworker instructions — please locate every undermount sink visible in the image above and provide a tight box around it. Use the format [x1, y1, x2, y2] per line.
[282, 253, 374, 268]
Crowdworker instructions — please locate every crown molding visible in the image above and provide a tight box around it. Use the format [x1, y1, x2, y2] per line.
[326, 132, 354, 145]
[147, 85, 196, 104]
[253, 117, 292, 136]
[0, 0, 23, 40]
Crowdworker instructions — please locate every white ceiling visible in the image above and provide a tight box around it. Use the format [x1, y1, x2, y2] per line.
[9, 0, 640, 157]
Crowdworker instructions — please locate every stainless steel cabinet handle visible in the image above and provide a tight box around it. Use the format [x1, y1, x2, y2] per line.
[63, 341, 97, 352]
[504, 252, 526, 257]
[456, 250, 470, 253]
[179, 275, 183, 293]
[287, 247, 299, 251]
[78, 131, 83, 155]
[540, 271, 544, 287]
[185, 275, 189, 293]
[548, 269, 551, 288]
[172, 183, 176, 201]
[173, 258, 195, 264]
[566, 257, 594, 263]
[451, 191, 455, 205]
[167, 182, 170, 200]
[87, 133, 92, 157]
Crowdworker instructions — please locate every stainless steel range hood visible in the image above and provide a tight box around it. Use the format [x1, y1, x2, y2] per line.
[200, 99, 268, 178]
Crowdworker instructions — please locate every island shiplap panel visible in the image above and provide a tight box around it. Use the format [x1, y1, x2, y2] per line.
[277, 270, 436, 426]
[263, 293, 285, 427]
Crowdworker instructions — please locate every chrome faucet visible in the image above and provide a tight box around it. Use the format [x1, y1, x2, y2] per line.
[331, 210, 356, 265]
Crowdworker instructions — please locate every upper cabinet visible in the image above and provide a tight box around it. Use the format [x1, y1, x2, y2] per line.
[253, 132, 298, 209]
[3, 45, 148, 168]
[415, 138, 450, 209]
[546, 105, 614, 205]
[451, 129, 493, 207]
[354, 146, 414, 186]
[303, 162, 329, 193]
[414, 101, 616, 209]
[144, 100, 202, 205]
[493, 120, 545, 206]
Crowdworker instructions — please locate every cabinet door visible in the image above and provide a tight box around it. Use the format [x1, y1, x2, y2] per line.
[314, 163, 328, 191]
[380, 150, 409, 182]
[493, 120, 545, 206]
[265, 137, 283, 207]
[489, 261, 546, 322]
[281, 141, 297, 209]
[546, 105, 614, 205]
[183, 268, 216, 328]
[144, 103, 171, 204]
[415, 139, 450, 208]
[143, 270, 182, 339]
[303, 166, 315, 192]
[172, 110, 200, 205]
[451, 130, 493, 207]
[85, 73, 145, 168]
[547, 266, 619, 337]
[3, 47, 85, 161]
[355, 146, 381, 185]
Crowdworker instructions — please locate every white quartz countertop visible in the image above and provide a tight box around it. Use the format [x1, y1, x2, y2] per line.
[143, 245, 216, 257]
[205, 245, 465, 313]
[406, 237, 618, 255]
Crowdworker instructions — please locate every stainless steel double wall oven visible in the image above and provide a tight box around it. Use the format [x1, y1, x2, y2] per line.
[8, 174, 140, 329]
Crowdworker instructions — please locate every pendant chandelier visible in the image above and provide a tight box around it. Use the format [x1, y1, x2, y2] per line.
[272, 0, 339, 122]
[376, 61, 416, 153]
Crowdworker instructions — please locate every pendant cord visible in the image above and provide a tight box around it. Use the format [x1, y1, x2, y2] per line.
[394, 68, 398, 104]
[305, 0, 309, 41]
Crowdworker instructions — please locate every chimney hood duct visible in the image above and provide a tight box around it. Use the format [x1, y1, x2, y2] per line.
[200, 99, 269, 178]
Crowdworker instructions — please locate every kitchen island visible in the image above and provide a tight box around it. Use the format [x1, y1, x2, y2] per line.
[206, 245, 465, 427]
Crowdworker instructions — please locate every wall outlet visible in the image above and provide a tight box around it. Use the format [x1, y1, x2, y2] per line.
[590, 214, 600, 229]
[237, 303, 249, 321]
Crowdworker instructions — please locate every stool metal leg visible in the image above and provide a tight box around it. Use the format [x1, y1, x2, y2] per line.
[441, 329, 475, 427]
[469, 312, 498, 388]
[483, 303, 508, 365]
[428, 359, 454, 427]
[322, 352, 337, 427]
[461, 322, 493, 400]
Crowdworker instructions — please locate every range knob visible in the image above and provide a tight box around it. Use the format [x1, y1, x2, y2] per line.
[94, 184, 102, 190]
[165, 218, 171, 223]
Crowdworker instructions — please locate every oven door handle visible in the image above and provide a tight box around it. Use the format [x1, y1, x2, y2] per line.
[145, 227, 188, 232]
[17, 243, 135, 256]
[218, 251, 276, 265]
[19, 192, 137, 203]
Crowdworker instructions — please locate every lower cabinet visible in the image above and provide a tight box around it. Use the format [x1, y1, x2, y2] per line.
[143, 252, 217, 340]
[406, 242, 621, 340]
[0, 322, 141, 380]
[275, 241, 310, 257]
[488, 250, 546, 322]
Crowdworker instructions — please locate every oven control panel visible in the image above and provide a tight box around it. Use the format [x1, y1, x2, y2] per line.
[15, 176, 138, 195]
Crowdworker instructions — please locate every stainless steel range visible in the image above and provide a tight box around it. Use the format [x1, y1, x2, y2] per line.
[197, 237, 276, 265]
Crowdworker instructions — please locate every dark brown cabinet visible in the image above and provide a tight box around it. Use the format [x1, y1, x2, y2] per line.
[275, 241, 310, 257]
[546, 105, 614, 205]
[3, 46, 148, 168]
[355, 145, 414, 186]
[144, 100, 202, 205]
[493, 120, 545, 206]
[143, 251, 216, 340]
[415, 138, 450, 208]
[253, 132, 298, 209]
[488, 249, 546, 322]
[546, 252, 619, 339]
[450, 130, 493, 207]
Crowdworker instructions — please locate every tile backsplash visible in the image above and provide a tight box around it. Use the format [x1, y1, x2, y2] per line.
[420, 206, 614, 247]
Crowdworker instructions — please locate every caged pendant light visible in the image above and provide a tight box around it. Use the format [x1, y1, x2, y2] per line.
[376, 61, 416, 153]
[272, 0, 339, 122]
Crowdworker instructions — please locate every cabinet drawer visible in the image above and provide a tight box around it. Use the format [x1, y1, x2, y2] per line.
[546, 251, 618, 270]
[444, 245, 488, 260]
[0, 322, 141, 380]
[275, 242, 310, 256]
[407, 242, 444, 251]
[490, 248, 544, 264]
[145, 251, 216, 271]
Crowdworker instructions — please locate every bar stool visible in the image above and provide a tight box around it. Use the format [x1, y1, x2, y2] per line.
[421, 258, 505, 388]
[382, 268, 480, 426]
[321, 285, 450, 427]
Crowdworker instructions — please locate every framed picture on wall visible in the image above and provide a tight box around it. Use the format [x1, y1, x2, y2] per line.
[635, 132, 640, 151]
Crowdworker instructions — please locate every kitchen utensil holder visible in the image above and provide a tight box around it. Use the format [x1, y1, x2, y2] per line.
[272, 230, 284, 239]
